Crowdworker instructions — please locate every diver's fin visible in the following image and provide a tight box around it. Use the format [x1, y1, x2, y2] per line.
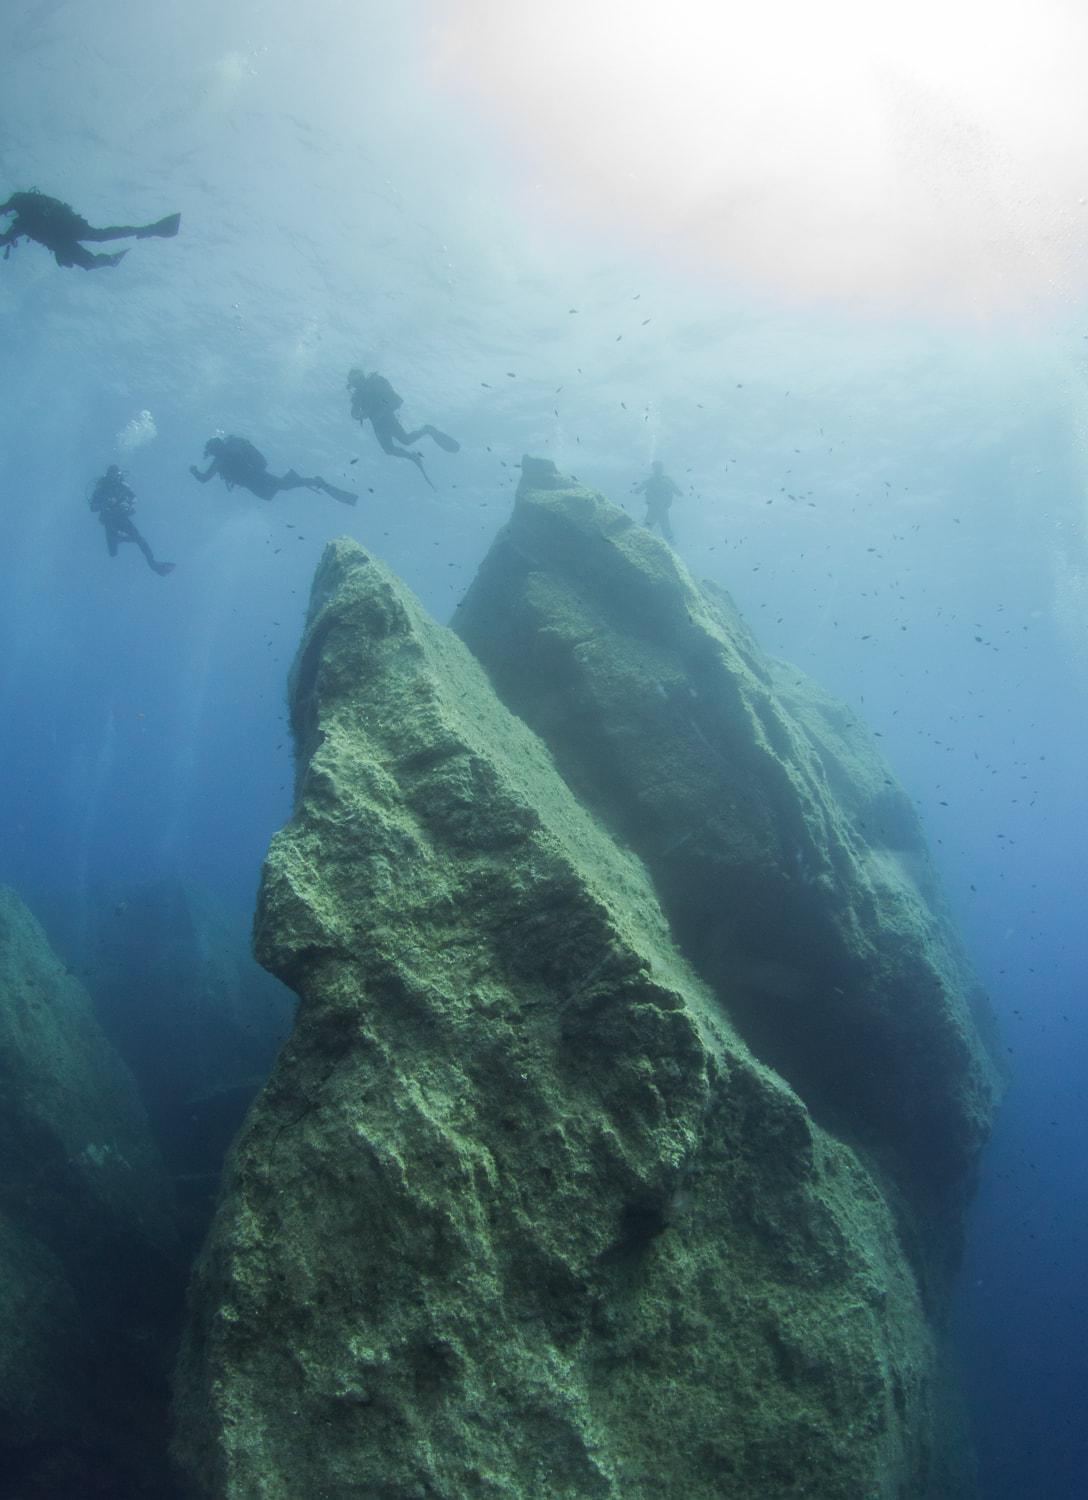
[411, 453, 436, 490]
[424, 426, 460, 453]
[152, 561, 176, 576]
[321, 482, 358, 505]
[138, 213, 181, 239]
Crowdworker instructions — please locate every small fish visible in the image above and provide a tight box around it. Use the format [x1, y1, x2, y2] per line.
[350, 457, 359, 465]
[481, 382, 491, 388]
[641, 318, 651, 325]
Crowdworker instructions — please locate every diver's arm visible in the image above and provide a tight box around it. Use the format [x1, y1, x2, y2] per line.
[189, 460, 218, 483]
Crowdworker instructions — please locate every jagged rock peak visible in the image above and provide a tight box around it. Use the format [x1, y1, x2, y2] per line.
[175, 540, 975, 1499]
[456, 464, 1003, 1238]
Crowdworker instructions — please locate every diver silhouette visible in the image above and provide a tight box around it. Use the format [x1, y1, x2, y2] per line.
[634, 460, 682, 544]
[89, 467, 175, 576]
[1, 189, 180, 270]
[190, 435, 357, 505]
[346, 369, 459, 489]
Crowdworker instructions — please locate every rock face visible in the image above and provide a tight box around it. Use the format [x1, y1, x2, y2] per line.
[0, 886, 182, 1496]
[175, 535, 989, 1499]
[37, 879, 295, 1246]
[455, 468, 1002, 1264]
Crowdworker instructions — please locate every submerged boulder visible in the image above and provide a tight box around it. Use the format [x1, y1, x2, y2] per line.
[175, 539, 976, 1499]
[0, 886, 182, 1496]
[455, 465, 1002, 1255]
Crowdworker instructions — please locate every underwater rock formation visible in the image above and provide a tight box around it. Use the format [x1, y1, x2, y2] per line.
[455, 463, 1003, 1259]
[37, 878, 295, 1245]
[176, 537, 982, 1498]
[0, 886, 182, 1496]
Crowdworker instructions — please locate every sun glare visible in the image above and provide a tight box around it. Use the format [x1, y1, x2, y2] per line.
[431, 0, 1088, 318]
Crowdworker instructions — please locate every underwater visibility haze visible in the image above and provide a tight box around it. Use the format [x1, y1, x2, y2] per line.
[0, 2, 1085, 1496]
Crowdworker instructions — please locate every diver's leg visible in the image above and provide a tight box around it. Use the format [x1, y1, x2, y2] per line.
[79, 223, 140, 241]
[80, 216, 180, 242]
[60, 242, 127, 270]
[246, 473, 283, 501]
[372, 422, 422, 463]
[288, 471, 359, 506]
[311, 476, 358, 505]
[402, 424, 460, 453]
[130, 526, 159, 568]
[80, 214, 179, 242]
[370, 420, 434, 486]
[120, 517, 174, 573]
[371, 418, 416, 457]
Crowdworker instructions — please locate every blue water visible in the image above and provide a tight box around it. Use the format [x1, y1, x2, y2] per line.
[2, 3, 1086, 1494]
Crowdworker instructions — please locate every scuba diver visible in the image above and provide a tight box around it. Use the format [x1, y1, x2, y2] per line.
[634, 460, 682, 544]
[346, 368, 459, 489]
[1, 189, 180, 270]
[189, 435, 357, 505]
[89, 466, 175, 576]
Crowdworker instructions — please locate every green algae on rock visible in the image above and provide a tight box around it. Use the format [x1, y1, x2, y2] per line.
[175, 538, 974, 1499]
[454, 462, 1003, 1236]
[0, 886, 182, 1495]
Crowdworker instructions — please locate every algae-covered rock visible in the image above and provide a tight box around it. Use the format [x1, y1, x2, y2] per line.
[455, 466, 1002, 1234]
[175, 540, 972, 1499]
[0, 886, 182, 1495]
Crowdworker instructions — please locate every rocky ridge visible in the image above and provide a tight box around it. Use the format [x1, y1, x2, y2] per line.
[174, 509, 994, 1498]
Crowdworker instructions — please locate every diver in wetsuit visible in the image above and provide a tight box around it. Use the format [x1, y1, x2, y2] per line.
[346, 369, 459, 489]
[89, 467, 175, 576]
[1, 189, 180, 270]
[634, 460, 682, 544]
[189, 435, 357, 505]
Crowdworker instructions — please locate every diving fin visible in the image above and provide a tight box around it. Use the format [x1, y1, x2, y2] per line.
[411, 453, 436, 490]
[322, 482, 358, 506]
[138, 213, 181, 239]
[424, 425, 460, 454]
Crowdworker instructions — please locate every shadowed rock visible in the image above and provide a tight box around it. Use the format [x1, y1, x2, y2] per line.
[175, 539, 976, 1499]
[36, 878, 295, 1248]
[0, 886, 183, 1496]
[454, 465, 1003, 1266]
